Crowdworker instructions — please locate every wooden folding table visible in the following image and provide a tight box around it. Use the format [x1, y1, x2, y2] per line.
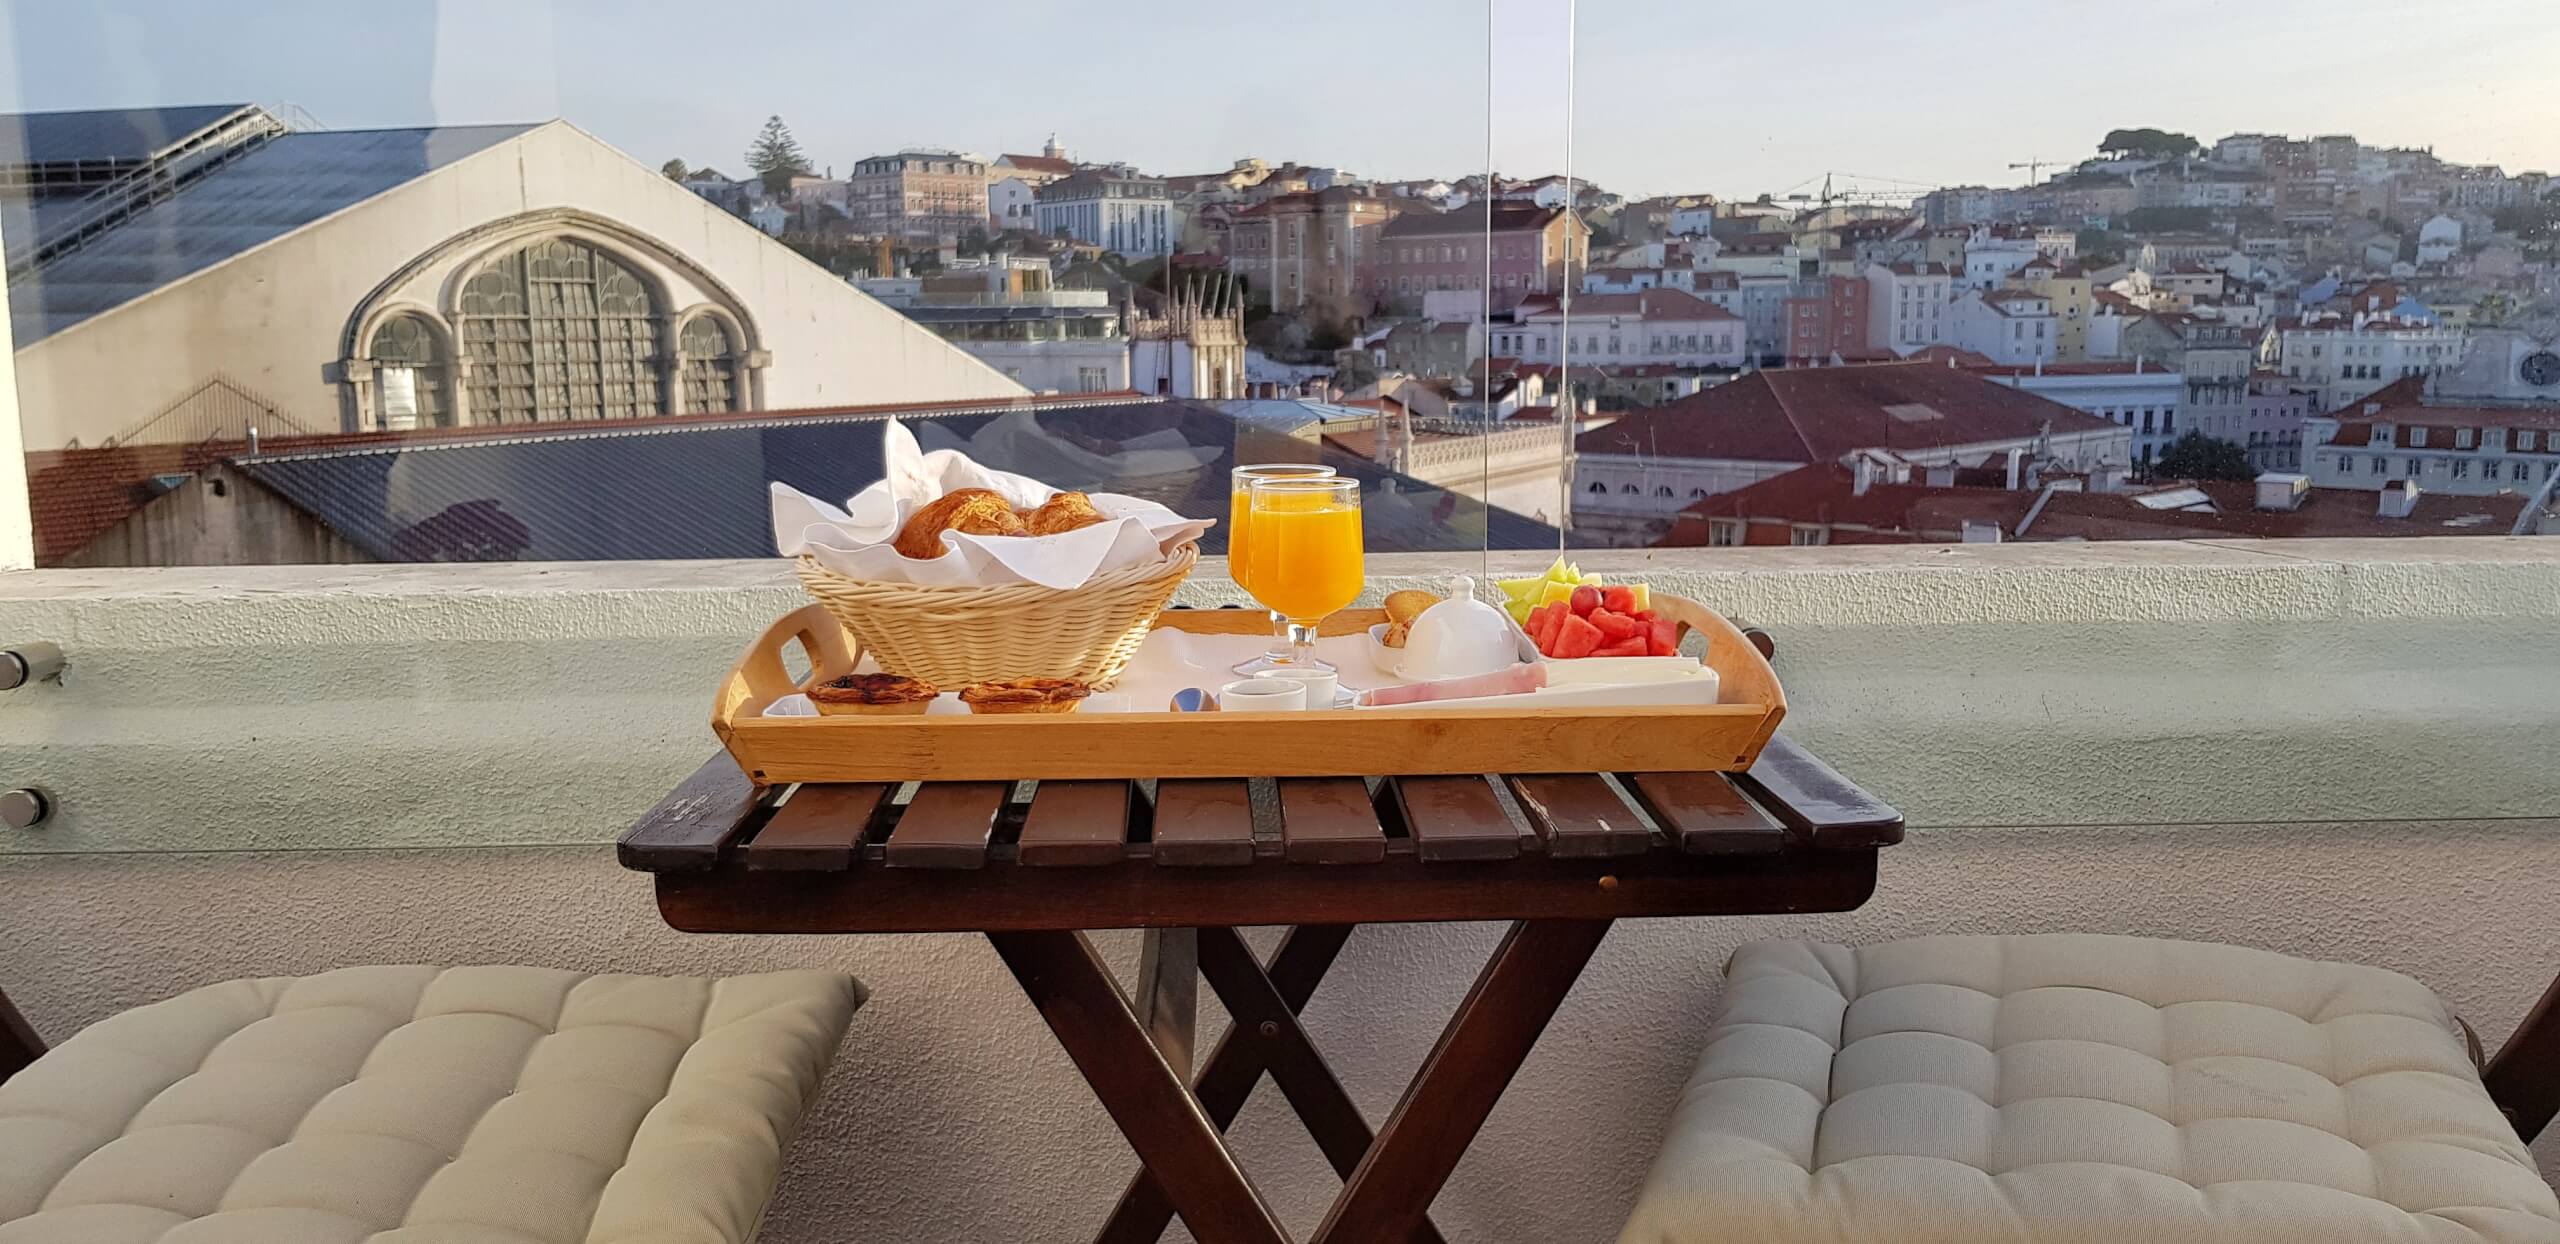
[618, 733, 1900, 1244]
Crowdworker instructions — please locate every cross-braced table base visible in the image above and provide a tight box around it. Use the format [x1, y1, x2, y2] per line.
[995, 920, 1610, 1244]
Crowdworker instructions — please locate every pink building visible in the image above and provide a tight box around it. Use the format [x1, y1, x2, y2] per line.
[1373, 205, 1589, 314]
[1784, 276, 1876, 365]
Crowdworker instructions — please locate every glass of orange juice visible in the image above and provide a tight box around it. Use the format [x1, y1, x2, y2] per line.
[1248, 476, 1364, 678]
[1229, 463, 1334, 675]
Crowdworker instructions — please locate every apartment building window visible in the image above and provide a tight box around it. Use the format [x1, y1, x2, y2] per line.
[2511, 461, 2529, 482]
[1076, 367, 1108, 393]
[2371, 456, 2388, 474]
[2411, 428, 2428, 446]
[1790, 525, 1828, 547]
[1620, 484, 1640, 495]
[2406, 458, 2422, 477]
[2455, 428, 2475, 448]
[1708, 520, 1742, 547]
[2520, 431, 2541, 451]
[2451, 459, 2470, 480]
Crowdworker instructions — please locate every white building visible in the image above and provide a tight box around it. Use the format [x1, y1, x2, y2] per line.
[1951, 289, 2059, 366]
[988, 176, 1037, 234]
[1963, 231, 2043, 290]
[2418, 214, 2463, 266]
[1979, 362, 2187, 468]
[1669, 204, 1716, 236]
[1035, 168, 1176, 257]
[2268, 310, 2466, 412]
[1497, 290, 1747, 369]
[2, 105, 1022, 450]
[1863, 262, 1954, 354]
[2304, 402, 2560, 497]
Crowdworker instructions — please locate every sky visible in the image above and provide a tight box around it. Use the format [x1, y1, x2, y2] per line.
[3, 0, 2557, 202]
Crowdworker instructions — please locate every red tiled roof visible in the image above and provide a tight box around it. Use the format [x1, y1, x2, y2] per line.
[1576, 362, 2119, 464]
[999, 154, 1077, 176]
[1666, 465, 2528, 544]
[1381, 204, 1565, 239]
[1664, 464, 2027, 543]
[1523, 288, 1738, 321]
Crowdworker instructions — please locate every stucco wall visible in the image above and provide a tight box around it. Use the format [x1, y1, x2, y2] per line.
[0, 540, 2556, 1240]
[12, 121, 1024, 449]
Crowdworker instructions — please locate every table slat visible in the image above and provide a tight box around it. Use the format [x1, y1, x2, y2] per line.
[1018, 781, 1137, 867]
[617, 758, 762, 872]
[1504, 774, 1651, 858]
[744, 783, 888, 871]
[885, 782, 1009, 869]
[1624, 771, 1785, 855]
[1735, 734, 1905, 849]
[1152, 779, 1257, 867]
[1387, 777, 1522, 862]
[1280, 778, 1387, 865]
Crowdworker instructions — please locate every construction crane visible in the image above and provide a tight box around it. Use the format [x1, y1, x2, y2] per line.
[1777, 171, 1943, 209]
[2008, 157, 2065, 184]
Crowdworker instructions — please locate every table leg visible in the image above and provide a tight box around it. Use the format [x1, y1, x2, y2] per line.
[989, 929, 1294, 1244]
[1135, 928, 1199, 1078]
[1308, 918, 1614, 1244]
[1196, 927, 1449, 1244]
[1096, 925, 1353, 1244]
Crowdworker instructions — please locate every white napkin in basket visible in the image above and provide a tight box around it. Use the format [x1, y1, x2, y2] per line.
[772, 419, 1214, 590]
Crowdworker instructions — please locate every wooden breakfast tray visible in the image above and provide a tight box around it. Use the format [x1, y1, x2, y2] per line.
[711, 593, 1786, 784]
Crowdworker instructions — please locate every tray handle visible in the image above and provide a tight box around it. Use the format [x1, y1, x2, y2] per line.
[712, 604, 860, 756]
[1653, 593, 1789, 766]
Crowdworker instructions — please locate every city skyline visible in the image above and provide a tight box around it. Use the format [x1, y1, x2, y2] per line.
[2, 0, 2557, 202]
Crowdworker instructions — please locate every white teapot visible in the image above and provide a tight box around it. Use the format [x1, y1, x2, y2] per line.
[1399, 576, 1523, 681]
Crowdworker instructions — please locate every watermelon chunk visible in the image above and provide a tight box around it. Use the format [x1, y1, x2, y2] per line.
[1596, 637, 1649, 658]
[1646, 617, 1680, 657]
[1530, 603, 1564, 653]
[1552, 614, 1604, 660]
[1589, 609, 1640, 642]
[1601, 585, 1639, 615]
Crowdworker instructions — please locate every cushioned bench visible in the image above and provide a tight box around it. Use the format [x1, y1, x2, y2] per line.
[0, 965, 861, 1244]
[1620, 934, 2560, 1244]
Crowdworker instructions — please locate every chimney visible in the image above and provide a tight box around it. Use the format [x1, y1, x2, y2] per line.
[2377, 479, 2420, 519]
[2254, 472, 2308, 512]
[1926, 463, 1957, 487]
[1853, 455, 1877, 496]
[2005, 447, 2025, 491]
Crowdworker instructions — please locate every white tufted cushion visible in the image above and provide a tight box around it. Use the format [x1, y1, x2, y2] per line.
[1620, 934, 2560, 1244]
[0, 965, 862, 1244]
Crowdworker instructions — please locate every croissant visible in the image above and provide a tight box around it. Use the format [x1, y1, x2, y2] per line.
[1024, 491, 1108, 536]
[893, 488, 1027, 559]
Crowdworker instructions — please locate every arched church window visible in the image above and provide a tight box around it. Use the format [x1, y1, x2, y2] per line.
[367, 314, 451, 428]
[460, 238, 664, 423]
[678, 314, 739, 413]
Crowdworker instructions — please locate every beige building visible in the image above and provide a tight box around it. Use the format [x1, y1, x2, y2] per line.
[2011, 255, 2095, 361]
[1, 107, 1022, 450]
[1225, 188, 1396, 323]
[851, 149, 993, 243]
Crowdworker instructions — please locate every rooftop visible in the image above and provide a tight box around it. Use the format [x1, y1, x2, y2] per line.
[4, 120, 538, 343]
[1579, 363, 2119, 464]
[36, 396, 1559, 566]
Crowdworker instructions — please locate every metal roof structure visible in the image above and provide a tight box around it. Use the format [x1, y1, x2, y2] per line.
[226, 399, 1557, 563]
[0, 103, 254, 167]
[5, 122, 537, 344]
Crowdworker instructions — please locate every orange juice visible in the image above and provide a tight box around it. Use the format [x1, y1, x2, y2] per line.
[1228, 489, 1257, 595]
[1249, 497, 1364, 622]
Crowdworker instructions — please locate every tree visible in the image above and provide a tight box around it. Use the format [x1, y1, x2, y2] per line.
[2099, 128, 2201, 161]
[744, 116, 813, 197]
[2152, 431, 2256, 482]
[660, 158, 690, 181]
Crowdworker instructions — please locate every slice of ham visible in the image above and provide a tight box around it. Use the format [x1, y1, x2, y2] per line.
[1364, 663, 1546, 707]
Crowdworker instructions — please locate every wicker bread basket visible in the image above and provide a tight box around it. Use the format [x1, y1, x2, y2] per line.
[793, 543, 1198, 691]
